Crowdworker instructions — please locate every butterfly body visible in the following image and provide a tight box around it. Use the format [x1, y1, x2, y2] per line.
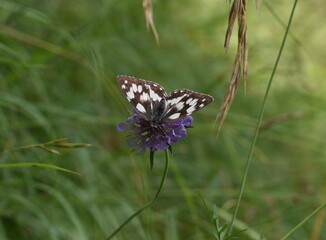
[117, 75, 214, 125]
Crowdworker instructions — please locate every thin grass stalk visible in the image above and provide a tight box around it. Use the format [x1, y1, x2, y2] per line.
[106, 150, 169, 239]
[0, 163, 79, 175]
[227, 0, 298, 236]
[281, 203, 326, 240]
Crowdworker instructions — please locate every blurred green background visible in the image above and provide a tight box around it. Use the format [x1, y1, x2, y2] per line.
[1, 0, 325, 239]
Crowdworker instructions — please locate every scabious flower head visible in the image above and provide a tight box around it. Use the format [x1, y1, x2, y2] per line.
[117, 112, 193, 155]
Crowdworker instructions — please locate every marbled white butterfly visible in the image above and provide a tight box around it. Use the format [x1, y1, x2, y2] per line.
[117, 75, 214, 125]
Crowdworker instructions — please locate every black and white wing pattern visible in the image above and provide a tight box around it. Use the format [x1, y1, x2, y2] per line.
[163, 89, 214, 121]
[117, 75, 167, 121]
[117, 75, 214, 123]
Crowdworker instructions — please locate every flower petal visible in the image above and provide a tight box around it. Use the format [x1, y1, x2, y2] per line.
[117, 122, 128, 132]
[183, 116, 193, 126]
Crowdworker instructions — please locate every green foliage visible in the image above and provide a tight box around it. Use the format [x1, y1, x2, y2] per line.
[0, 0, 326, 239]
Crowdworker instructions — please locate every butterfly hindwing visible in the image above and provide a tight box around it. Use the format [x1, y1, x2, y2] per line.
[117, 75, 167, 120]
[163, 89, 214, 121]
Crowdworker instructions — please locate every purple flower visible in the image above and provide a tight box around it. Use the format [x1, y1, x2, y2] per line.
[117, 112, 193, 155]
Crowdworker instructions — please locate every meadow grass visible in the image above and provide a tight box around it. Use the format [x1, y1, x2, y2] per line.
[0, 1, 326, 239]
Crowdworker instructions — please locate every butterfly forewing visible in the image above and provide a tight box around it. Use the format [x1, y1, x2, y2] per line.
[163, 89, 214, 121]
[117, 75, 167, 120]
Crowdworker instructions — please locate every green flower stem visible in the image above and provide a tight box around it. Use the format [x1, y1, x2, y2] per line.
[227, 0, 298, 236]
[106, 150, 169, 240]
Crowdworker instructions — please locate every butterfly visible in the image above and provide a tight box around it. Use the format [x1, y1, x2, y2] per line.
[117, 75, 214, 125]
